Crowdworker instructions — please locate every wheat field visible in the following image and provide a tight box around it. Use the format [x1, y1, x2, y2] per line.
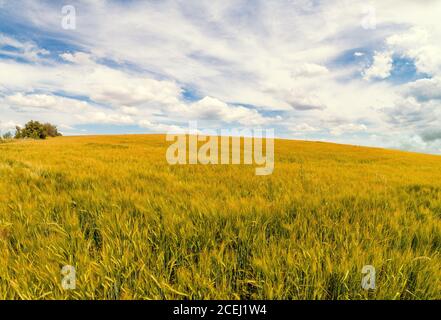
[0, 135, 439, 299]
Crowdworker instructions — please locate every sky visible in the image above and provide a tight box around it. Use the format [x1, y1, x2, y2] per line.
[0, 0, 441, 153]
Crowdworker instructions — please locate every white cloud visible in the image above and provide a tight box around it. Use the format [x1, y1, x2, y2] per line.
[363, 51, 393, 81]
[120, 106, 139, 115]
[171, 96, 275, 126]
[60, 52, 95, 65]
[386, 27, 441, 76]
[290, 123, 318, 133]
[75, 112, 134, 125]
[0, 120, 18, 133]
[0, 33, 49, 62]
[4, 93, 89, 112]
[138, 120, 185, 133]
[291, 63, 329, 78]
[330, 123, 367, 136]
[0, 53, 183, 110]
[58, 124, 74, 130]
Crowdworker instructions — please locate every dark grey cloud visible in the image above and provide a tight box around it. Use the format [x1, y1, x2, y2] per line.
[287, 94, 326, 111]
[404, 77, 441, 102]
[380, 97, 434, 127]
[289, 102, 326, 111]
[420, 130, 441, 142]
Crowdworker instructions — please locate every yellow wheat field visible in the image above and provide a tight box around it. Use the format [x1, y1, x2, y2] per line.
[0, 135, 440, 299]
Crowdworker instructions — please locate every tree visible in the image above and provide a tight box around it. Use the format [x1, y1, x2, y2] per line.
[43, 123, 62, 137]
[1, 132, 12, 140]
[14, 121, 62, 139]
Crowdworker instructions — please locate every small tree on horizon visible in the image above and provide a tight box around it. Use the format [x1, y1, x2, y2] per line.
[43, 123, 62, 137]
[15, 120, 62, 139]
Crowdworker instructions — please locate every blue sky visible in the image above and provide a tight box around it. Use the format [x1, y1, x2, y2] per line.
[1, 0, 441, 153]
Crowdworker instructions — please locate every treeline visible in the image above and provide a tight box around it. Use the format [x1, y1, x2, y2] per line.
[1, 120, 62, 140]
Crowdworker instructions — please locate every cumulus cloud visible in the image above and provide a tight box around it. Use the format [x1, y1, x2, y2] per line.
[330, 123, 367, 136]
[286, 91, 326, 111]
[171, 96, 276, 126]
[396, 134, 441, 154]
[138, 120, 185, 133]
[386, 27, 441, 76]
[363, 51, 393, 81]
[60, 52, 95, 65]
[120, 106, 139, 116]
[420, 130, 441, 142]
[0, 50, 183, 111]
[403, 77, 441, 102]
[75, 112, 134, 125]
[4, 93, 89, 112]
[291, 63, 329, 78]
[290, 123, 319, 133]
[380, 96, 441, 138]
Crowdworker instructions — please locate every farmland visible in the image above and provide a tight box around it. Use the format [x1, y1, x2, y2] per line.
[0, 135, 439, 299]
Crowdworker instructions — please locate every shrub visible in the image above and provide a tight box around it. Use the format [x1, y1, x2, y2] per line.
[14, 121, 62, 140]
[43, 123, 62, 137]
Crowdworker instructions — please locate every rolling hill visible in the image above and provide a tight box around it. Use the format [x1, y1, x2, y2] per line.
[0, 135, 439, 299]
